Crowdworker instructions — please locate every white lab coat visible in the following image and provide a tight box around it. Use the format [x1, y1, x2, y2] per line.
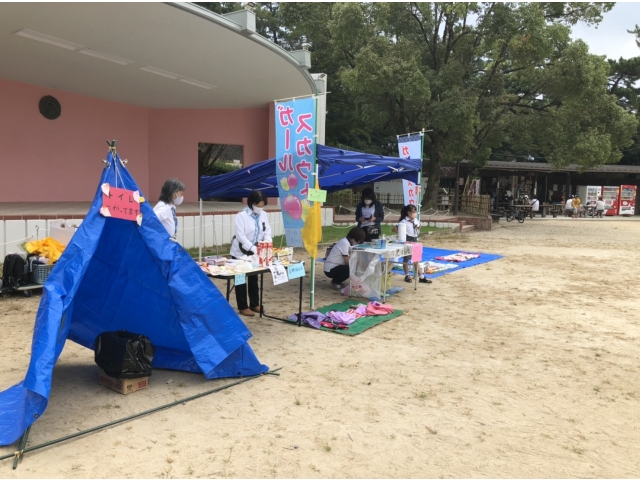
[230, 207, 273, 258]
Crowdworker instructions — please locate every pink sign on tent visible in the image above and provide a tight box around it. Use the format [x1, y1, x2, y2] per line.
[100, 184, 141, 221]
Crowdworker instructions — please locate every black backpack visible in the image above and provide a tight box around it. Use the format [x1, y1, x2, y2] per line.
[2, 254, 31, 288]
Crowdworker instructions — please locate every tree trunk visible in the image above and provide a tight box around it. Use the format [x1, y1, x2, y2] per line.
[422, 150, 442, 210]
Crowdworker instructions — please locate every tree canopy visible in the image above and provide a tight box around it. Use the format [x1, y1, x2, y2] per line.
[199, 3, 639, 207]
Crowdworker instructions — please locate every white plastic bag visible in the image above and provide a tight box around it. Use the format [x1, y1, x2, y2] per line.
[347, 251, 382, 299]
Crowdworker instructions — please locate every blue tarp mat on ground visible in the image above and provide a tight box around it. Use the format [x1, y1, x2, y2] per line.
[0, 151, 267, 446]
[199, 144, 422, 199]
[392, 247, 503, 279]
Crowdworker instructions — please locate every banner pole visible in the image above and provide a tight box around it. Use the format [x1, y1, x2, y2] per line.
[418, 132, 425, 222]
[309, 96, 319, 310]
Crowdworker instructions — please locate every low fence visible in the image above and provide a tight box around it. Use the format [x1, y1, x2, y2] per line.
[460, 194, 491, 217]
[326, 191, 453, 211]
[0, 208, 335, 258]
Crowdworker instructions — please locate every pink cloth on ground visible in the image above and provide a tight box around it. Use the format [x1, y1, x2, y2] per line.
[366, 301, 394, 316]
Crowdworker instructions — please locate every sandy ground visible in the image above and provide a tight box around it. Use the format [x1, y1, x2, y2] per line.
[1, 218, 639, 478]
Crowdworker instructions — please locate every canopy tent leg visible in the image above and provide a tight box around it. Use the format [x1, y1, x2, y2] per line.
[199, 198, 203, 262]
[12, 425, 31, 470]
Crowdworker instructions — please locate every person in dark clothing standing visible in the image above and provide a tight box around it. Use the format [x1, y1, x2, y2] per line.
[355, 188, 385, 242]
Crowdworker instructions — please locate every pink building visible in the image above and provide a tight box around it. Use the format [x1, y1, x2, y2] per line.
[0, 3, 327, 204]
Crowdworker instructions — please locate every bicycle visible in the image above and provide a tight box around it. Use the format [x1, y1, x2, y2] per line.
[505, 207, 526, 223]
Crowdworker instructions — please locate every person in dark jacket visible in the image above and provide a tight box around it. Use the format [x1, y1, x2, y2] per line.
[355, 188, 385, 242]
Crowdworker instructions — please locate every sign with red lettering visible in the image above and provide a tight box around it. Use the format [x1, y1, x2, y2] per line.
[100, 183, 141, 222]
[274, 97, 316, 247]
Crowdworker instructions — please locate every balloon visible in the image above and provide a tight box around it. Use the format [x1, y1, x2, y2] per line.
[279, 176, 290, 191]
[283, 194, 303, 221]
[287, 174, 298, 190]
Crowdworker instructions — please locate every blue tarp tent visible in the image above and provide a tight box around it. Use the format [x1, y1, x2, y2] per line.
[0, 150, 267, 446]
[199, 144, 422, 199]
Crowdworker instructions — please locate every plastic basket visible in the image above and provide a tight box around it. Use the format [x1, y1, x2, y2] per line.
[31, 264, 54, 285]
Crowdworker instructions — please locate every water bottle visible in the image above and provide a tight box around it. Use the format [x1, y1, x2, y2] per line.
[380, 235, 387, 249]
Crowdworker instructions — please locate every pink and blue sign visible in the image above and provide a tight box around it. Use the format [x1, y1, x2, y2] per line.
[274, 97, 316, 247]
[397, 133, 423, 206]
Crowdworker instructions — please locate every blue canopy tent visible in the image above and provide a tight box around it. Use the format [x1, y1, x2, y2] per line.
[0, 149, 267, 447]
[199, 144, 422, 199]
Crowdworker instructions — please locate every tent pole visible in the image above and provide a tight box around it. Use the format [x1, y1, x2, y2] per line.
[199, 197, 203, 262]
[12, 426, 31, 469]
[0, 369, 282, 468]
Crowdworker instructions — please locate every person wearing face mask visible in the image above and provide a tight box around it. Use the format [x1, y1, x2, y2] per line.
[231, 190, 272, 316]
[153, 178, 186, 240]
[392, 204, 431, 284]
[355, 188, 385, 242]
[323, 227, 366, 289]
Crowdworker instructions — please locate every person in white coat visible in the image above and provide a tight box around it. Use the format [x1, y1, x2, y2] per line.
[231, 190, 272, 316]
[153, 178, 185, 240]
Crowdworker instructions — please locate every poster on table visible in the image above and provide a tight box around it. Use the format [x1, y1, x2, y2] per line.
[397, 133, 423, 206]
[274, 97, 316, 247]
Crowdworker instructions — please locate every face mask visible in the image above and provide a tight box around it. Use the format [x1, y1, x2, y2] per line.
[173, 195, 184, 206]
[252, 206, 263, 215]
[364, 200, 372, 205]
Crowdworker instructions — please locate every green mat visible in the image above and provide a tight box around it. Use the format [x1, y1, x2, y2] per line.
[287, 299, 403, 335]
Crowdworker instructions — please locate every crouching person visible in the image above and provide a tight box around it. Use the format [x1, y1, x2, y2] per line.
[324, 227, 366, 290]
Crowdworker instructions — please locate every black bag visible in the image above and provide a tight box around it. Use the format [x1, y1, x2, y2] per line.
[324, 243, 337, 260]
[94, 330, 155, 379]
[2, 254, 31, 288]
[232, 236, 254, 256]
[232, 221, 267, 255]
[363, 225, 380, 237]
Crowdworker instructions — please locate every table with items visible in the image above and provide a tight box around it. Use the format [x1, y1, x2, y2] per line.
[198, 250, 306, 326]
[348, 242, 418, 303]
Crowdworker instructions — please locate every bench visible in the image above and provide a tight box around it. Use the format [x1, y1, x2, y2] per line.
[490, 214, 502, 223]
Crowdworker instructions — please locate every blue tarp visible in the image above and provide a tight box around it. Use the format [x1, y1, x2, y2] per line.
[0, 151, 267, 446]
[392, 247, 504, 279]
[199, 144, 422, 199]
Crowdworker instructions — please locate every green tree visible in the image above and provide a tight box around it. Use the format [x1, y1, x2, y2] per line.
[630, 24, 640, 47]
[280, 3, 385, 152]
[335, 2, 637, 207]
[607, 22, 640, 166]
[197, 3, 294, 48]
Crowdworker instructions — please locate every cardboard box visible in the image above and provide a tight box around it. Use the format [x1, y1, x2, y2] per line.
[99, 369, 148, 395]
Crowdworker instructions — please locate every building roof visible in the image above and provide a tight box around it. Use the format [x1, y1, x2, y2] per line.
[0, 2, 316, 108]
[467, 160, 640, 174]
